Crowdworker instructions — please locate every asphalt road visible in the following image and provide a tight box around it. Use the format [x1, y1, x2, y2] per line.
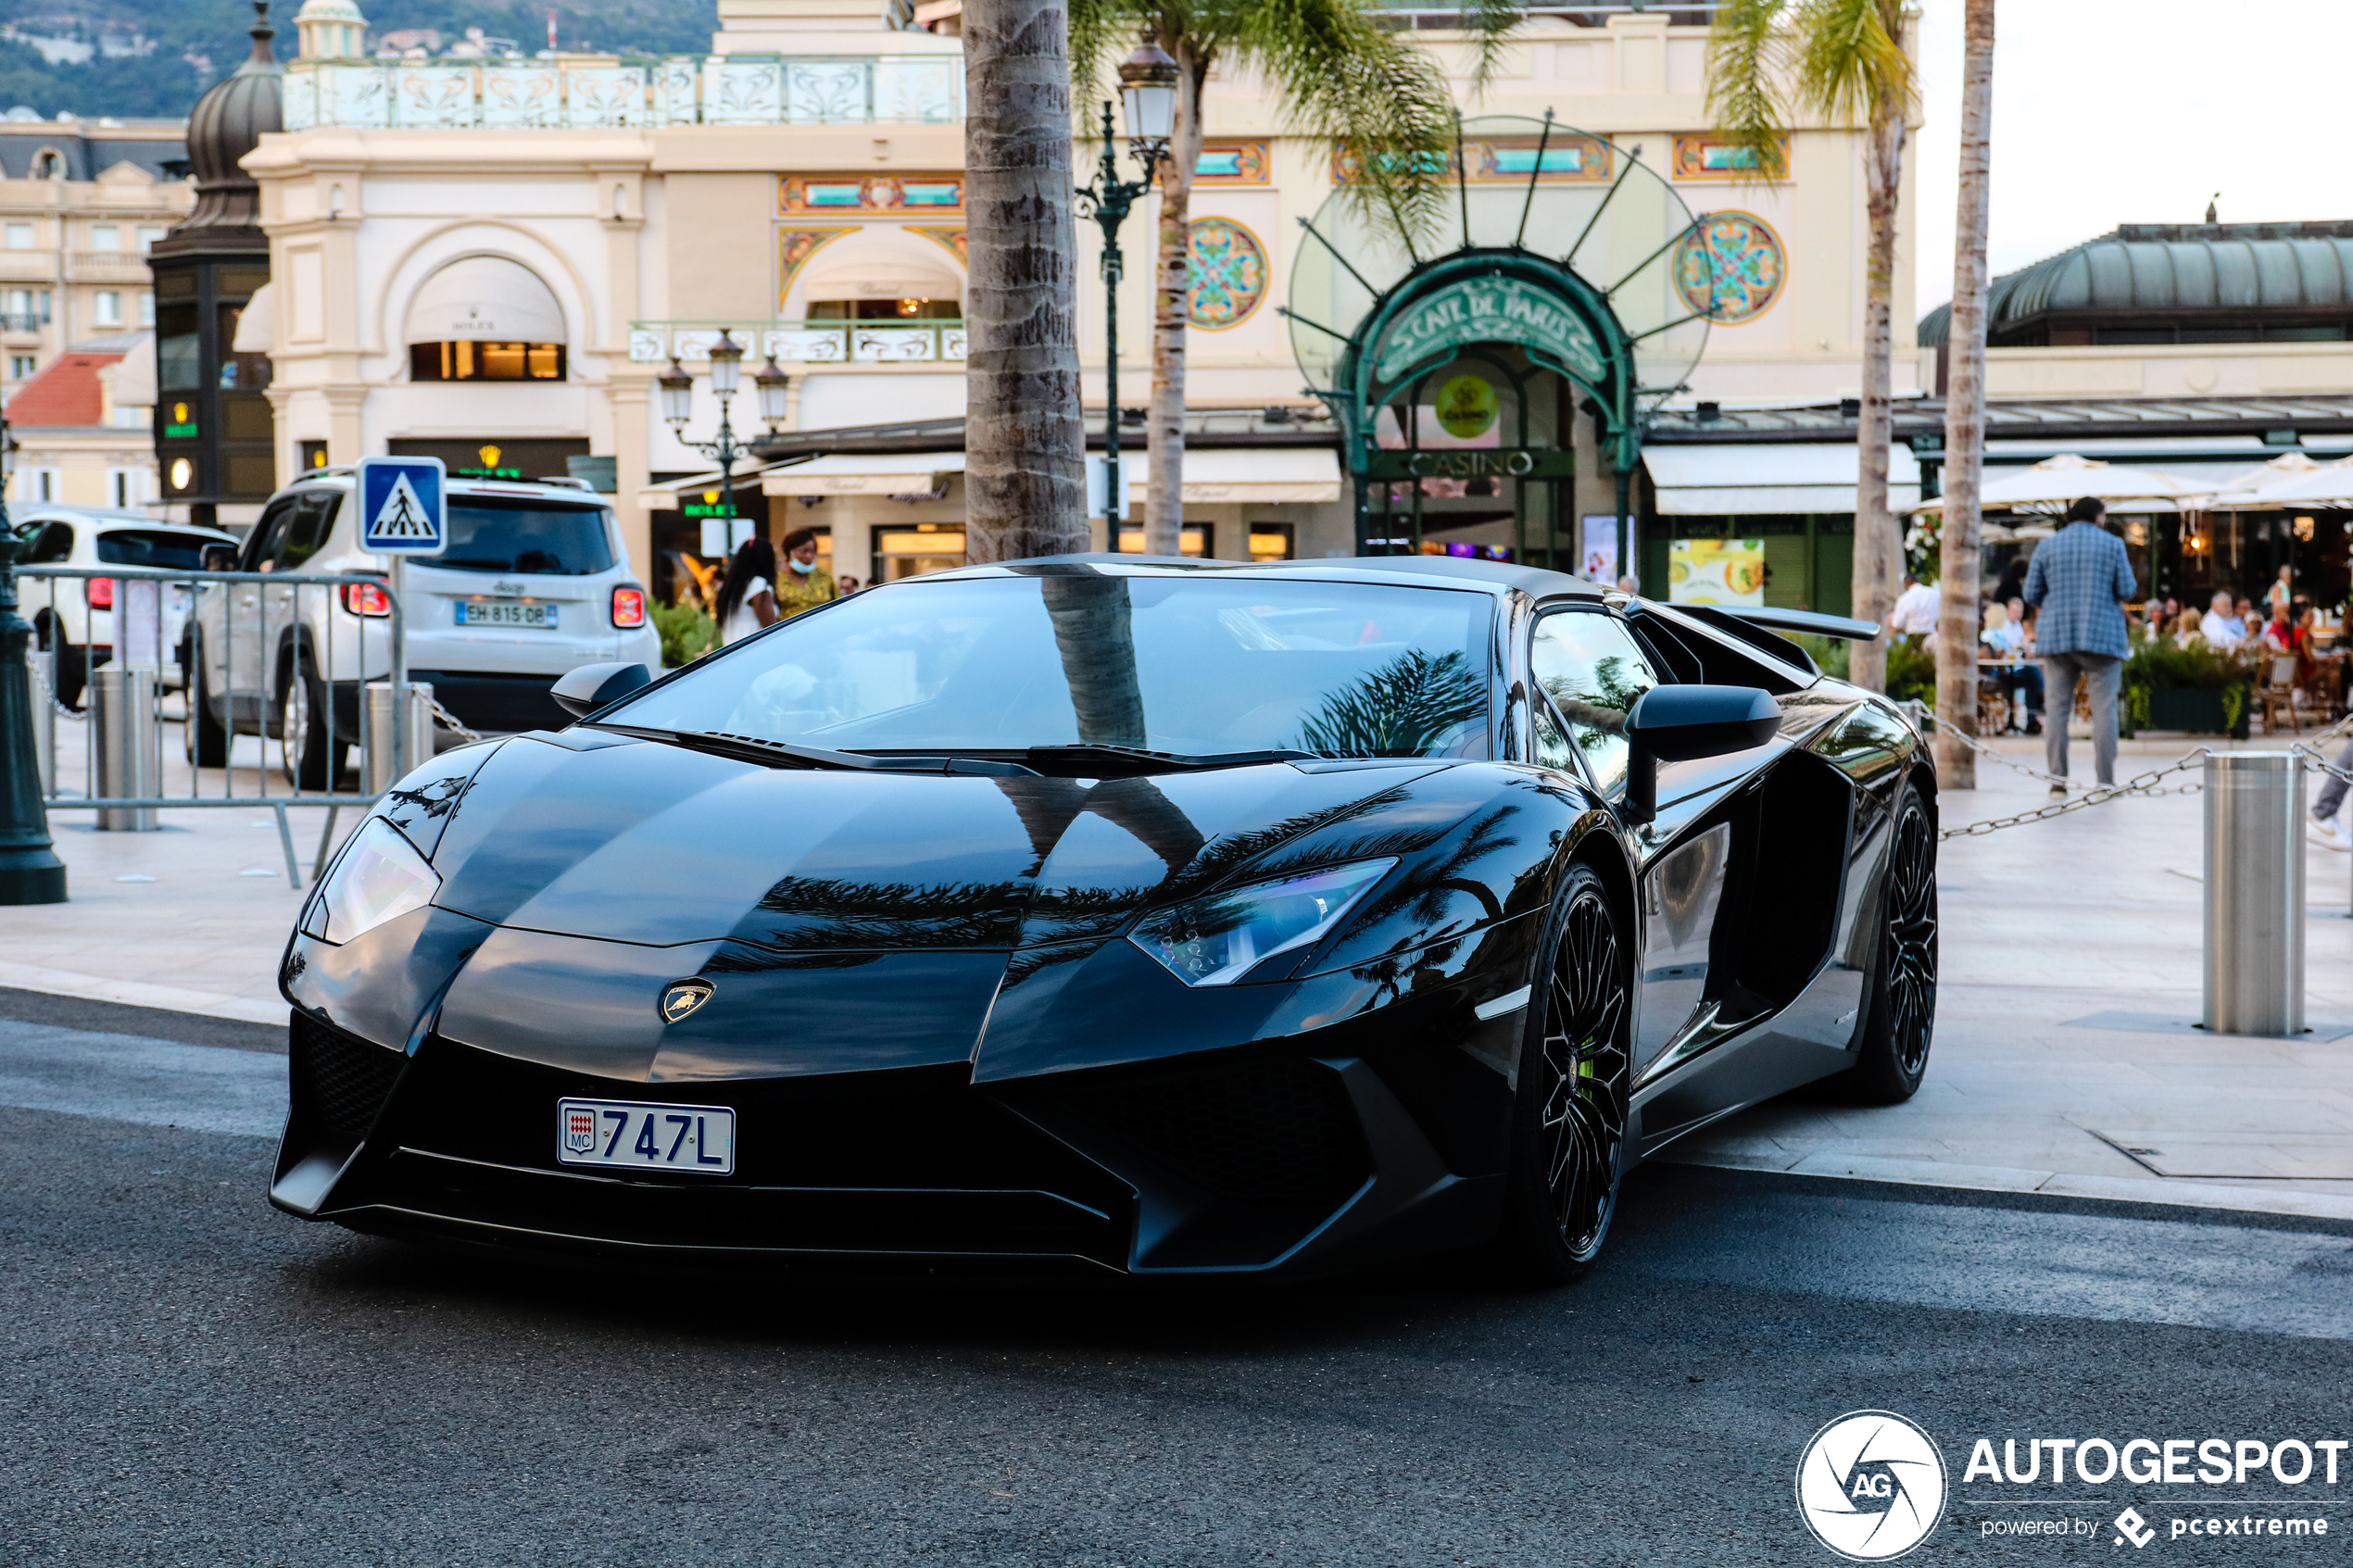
[2, 987, 2348, 1567]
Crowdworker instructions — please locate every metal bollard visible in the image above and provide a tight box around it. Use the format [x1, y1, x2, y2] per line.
[91, 666, 159, 831]
[2203, 751, 2305, 1036]
[362, 681, 434, 796]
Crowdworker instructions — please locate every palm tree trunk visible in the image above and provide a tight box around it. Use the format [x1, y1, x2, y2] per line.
[963, 0, 1086, 562]
[1143, 49, 1208, 557]
[1848, 58, 1907, 694]
[1934, 0, 1994, 787]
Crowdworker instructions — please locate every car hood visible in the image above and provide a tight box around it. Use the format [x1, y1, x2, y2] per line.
[422, 732, 1477, 953]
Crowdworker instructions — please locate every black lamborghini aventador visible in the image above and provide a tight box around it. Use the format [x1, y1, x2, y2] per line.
[272, 555, 1936, 1279]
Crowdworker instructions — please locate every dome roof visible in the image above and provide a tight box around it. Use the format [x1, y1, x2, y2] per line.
[168, 1, 283, 244]
[1920, 221, 2353, 345]
[295, 0, 368, 20]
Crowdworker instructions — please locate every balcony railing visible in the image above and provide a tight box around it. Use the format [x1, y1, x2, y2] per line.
[66, 250, 150, 279]
[0, 310, 44, 332]
[284, 54, 963, 131]
[630, 320, 967, 366]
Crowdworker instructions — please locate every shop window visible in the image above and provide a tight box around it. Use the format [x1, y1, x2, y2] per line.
[873, 524, 967, 582]
[805, 297, 961, 320]
[409, 341, 567, 382]
[1117, 525, 1211, 557]
[1247, 522, 1295, 561]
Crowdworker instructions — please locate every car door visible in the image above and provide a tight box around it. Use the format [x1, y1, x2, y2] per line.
[1528, 605, 1736, 1085]
[209, 495, 298, 720]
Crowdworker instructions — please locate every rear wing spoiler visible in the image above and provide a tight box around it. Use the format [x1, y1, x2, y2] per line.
[1720, 606, 1882, 641]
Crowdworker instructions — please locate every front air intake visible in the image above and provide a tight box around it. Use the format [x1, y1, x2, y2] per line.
[289, 1011, 407, 1143]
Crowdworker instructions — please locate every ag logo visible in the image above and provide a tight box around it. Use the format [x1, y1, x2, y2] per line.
[659, 977, 715, 1022]
[1795, 1411, 1947, 1562]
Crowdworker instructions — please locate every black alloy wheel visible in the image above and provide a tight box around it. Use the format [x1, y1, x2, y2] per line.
[1499, 862, 1633, 1280]
[1840, 780, 1938, 1103]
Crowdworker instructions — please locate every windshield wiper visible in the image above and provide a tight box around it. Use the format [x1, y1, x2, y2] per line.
[592, 726, 1038, 776]
[1026, 743, 1315, 773]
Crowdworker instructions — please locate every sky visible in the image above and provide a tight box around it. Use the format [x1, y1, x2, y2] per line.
[1910, 0, 2353, 322]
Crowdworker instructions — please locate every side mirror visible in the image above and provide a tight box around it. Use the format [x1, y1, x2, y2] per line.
[1622, 684, 1782, 822]
[551, 660, 652, 720]
[201, 544, 238, 571]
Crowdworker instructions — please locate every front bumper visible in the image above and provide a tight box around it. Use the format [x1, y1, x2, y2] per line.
[272, 948, 1525, 1278]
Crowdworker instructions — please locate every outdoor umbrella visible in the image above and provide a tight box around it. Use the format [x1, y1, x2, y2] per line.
[2208, 452, 2353, 509]
[1911, 452, 2216, 514]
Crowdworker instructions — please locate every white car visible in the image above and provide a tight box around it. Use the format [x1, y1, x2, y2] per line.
[14, 508, 241, 709]
[187, 470, 658, 786]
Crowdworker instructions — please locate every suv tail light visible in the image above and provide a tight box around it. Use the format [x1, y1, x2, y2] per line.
[85, 577, 114, 609]
[341, 581, 392, 617]
[610, 585, 647, 629]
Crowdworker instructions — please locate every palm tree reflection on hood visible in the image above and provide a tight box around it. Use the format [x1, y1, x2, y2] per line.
[1295, 647, 1483, 757]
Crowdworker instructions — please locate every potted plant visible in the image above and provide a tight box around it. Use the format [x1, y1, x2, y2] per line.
[2120, 634, 2252, 739]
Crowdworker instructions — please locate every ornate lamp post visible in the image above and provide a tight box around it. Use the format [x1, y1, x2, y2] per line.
[661, 331, 791, 558]
[1075, 36, 1179, 552]
[0, 415, 66, 903]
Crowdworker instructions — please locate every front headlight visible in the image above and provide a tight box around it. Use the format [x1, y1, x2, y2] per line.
[1129, 859, 1396, 987]
[301, 817, 441, 945]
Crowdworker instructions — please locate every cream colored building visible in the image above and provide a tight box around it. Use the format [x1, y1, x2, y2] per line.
[244, 0, 1916, 597]
[0, 114, 186, 458]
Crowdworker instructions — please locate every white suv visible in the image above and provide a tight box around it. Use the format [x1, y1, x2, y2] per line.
[14, 508, 241, 709]
[188, 470, 657, 785]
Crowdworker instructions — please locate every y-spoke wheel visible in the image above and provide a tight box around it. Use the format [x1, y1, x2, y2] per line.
[1840, 780, 1938, 1102]
[1499, 863, 1632, 1279]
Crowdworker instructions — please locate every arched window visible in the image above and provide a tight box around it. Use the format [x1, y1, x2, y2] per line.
[797, 245, 963, 321]
[404, 255, 567, 382]
[31, 148, 63, 180]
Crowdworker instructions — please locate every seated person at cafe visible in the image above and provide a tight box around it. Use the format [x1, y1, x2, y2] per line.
[1982, 601, 2043, 734]
[2200, 590, 2246, 650]
[2171, 608, 2206, 649]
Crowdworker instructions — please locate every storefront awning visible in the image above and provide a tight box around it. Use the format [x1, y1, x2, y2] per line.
[1145, 447, 1341, 505]
[1642, 444, 1921, 516]
[765, 452, 965, 497]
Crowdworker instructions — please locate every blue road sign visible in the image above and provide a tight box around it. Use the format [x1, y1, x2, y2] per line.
[358, 456, 447, 556]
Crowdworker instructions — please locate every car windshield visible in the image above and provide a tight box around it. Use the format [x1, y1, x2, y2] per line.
[98, 529, 222, 570]
[432, 499, 616, 575]
[605, 572, 1494, 759]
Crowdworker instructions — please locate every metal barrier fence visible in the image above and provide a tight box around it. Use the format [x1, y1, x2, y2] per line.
[19, 562, 435, 888]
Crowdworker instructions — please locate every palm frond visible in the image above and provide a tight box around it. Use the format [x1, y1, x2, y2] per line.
[1705, 0, 1791, 179]
[1789, 0, 1915, 129]
[1231, 0, 1456, 245]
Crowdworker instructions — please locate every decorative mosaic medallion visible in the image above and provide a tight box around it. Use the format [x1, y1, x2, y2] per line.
[1185, 218, 1268, 330]
[1673, 211, 1786, 324]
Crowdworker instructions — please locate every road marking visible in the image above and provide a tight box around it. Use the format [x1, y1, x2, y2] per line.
[0, 1020, 283, 1138]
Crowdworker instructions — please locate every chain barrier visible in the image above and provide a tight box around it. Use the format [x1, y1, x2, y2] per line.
[425, 692, 483, 746]
[1918, 702, 2353, 838]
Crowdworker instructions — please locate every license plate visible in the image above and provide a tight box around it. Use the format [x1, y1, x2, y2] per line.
[458, 600, 558, 629]
[558, 1098, 736, 1174]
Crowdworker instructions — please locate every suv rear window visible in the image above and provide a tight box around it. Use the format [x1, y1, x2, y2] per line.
[98, 530, 225, 570]
[437, 499, 616, 576]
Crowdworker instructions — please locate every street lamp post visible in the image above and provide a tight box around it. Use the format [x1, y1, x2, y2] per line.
[1075, 37, 1179, 553]
[0, 414, 65, 903]
[661, 330, 791, 560]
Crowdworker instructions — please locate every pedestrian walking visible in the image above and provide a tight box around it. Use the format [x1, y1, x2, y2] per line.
[1889, 570, 1940, 642]
[774, 527, 840, 620]
[2022, 495, 2136, 795]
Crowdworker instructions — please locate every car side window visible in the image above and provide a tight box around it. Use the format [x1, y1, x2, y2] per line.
[1530, 608, 1660, 795]
[276, 493, 338, 571]
[20, 521, 71, 563]
[243, 499, 297, 572]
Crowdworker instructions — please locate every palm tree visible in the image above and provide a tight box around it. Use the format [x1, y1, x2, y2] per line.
[963, 0, 1089, 562]
[1069, 0, 1516, 555]
[1708, 0, 1917, 692]
[1934, 0, 1994, 785]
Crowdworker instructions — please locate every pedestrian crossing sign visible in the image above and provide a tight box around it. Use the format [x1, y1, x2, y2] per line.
[358, 456, 447, 556]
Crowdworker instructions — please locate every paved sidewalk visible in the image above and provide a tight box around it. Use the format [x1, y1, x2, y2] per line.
[1667, 728, 2353, 1221]
[4, 717, 2351, 1219]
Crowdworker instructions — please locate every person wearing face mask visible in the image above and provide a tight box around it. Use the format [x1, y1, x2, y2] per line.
[774, 526, 840, 620]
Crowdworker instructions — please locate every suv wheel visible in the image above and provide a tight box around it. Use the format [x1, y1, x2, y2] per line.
[278, 647, 345, 791]
[184, 635, 228, 768]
